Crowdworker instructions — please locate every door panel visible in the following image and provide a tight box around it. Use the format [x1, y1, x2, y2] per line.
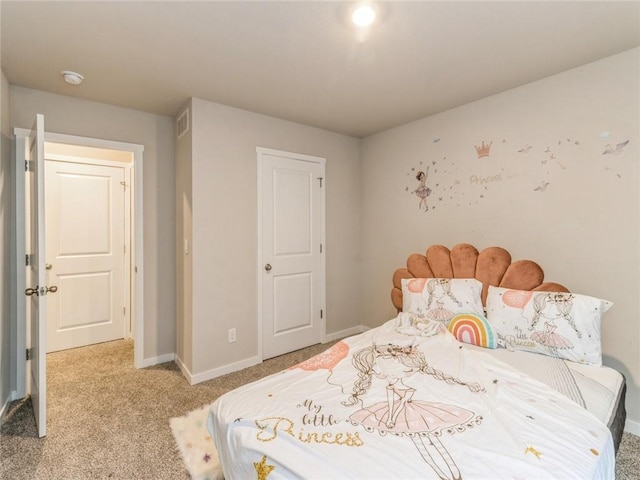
[45, 161, 125, 352]
[273, 169, 311, 255]
[260, 149, 325, 359]
[57, 173, 111, 254]
[57, 272, 111, 329]
[273, 272, 312, 333]
[27, 114, 47, 438]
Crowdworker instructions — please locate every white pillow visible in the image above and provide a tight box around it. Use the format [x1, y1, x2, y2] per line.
[401, 278, 484, 327]
[485, 286, 612, 366]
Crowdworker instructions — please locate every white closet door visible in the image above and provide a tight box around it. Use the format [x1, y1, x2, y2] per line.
[259, 148, 325, 360]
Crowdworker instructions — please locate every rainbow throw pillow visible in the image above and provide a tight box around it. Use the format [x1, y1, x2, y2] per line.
[448, 313, 496, 349]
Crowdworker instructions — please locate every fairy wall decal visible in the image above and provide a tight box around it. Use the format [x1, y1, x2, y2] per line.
[412, 167, 432, 211]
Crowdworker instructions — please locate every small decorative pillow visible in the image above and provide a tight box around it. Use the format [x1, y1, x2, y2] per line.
[395, 312, 446, 337]
[485, 286, 612, 366]
[401, 278, 484, 327]
[448, 313, 497, 349]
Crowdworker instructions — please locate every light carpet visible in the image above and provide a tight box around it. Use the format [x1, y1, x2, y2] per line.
[170, 404, 223, 480]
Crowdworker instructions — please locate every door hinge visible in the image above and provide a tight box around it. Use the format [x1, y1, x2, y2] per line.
[26, 348, 32, 361]
[123, 306, 126, 316]
[26, 254, 30, 266]
[320, 244, 323, 253]
[25, 160, 34, 172]
[317, 177, 323, 188]
[120, 181, 127, 190]
[320, 309, 323, 319]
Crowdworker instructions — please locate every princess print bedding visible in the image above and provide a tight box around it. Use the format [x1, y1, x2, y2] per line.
[208, 317, 615, 480]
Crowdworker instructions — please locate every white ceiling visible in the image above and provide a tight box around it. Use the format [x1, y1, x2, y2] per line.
[2, 1, 639, 138]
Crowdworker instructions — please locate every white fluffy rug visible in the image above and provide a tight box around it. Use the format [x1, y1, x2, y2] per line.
[170, 404, 224, 480]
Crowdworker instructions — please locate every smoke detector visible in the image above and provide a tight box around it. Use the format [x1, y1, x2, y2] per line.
[61, 71, 84, 85]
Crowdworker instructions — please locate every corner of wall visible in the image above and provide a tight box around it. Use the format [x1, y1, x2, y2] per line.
[174, 99, 194, 376]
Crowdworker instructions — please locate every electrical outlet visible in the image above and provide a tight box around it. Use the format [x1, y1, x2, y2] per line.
[228, 328, 237, 343]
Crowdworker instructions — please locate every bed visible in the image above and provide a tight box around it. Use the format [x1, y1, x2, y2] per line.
[208, 243, 626, 479]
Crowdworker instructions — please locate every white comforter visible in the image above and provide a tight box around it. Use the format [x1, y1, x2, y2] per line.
[208, 317, 614, 479]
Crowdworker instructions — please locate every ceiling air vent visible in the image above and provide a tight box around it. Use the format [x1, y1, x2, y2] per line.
[176, 109, 190, 140]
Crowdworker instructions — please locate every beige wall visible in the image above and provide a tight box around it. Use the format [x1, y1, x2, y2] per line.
[10, 86, 176, 363]
[181, 98, 361, 376]
[360, 48, 640, 426]
[1, 67, 14, 412]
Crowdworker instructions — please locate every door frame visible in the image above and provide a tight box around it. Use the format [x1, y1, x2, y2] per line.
[256, 147, 326, 361]
[13, 128, 145, 397]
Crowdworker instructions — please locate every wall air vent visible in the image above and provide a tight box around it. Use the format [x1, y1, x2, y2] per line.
[176, 108, 190, 140]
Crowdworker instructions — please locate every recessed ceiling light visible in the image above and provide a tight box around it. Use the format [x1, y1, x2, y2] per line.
[61, 71, 84, 85]
[351, 4, 376, 27]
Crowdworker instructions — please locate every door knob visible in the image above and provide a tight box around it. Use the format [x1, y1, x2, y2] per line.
[45, 263, 52, 270]
[264, 263, 272, 272]
[25, 286, 38, 296]
[25, 285, 57, 296]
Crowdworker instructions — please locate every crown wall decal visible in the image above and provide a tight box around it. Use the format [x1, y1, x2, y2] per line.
[475, 141, 492, 158]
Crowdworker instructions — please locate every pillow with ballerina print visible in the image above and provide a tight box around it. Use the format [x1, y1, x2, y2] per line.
[401, 278, 484, 327]
[485, 286, 612, 366]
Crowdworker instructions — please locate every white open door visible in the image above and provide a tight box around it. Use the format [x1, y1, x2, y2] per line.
[26, 114, 51, 438]
[45, 160, 126, 352]
[258, 148, 326, 360]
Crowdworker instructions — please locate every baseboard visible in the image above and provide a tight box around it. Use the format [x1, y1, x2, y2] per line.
[178, 355, 262, 386]
[140, 352, 175, 368]
[323, 325, 369, 343]
[624, 418, 640, 436]
[174, 354, 191, 383]
[0, 391, 19, 425]
[174, 328, 370, 386]
[173, 324, 365, 386]
[0, 394, 11, 424]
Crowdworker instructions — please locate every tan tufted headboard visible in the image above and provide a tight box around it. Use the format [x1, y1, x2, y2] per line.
[391, 243, 569, 311]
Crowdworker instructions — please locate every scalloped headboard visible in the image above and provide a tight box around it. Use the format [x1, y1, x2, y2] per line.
[391, 243, 569, 311]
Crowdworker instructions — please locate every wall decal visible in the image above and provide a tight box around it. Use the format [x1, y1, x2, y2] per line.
[469, 173, 502, 186]
[403, 128, 631, 213]
[533, 181, 550, 192]
[517, 145, 533, 154]
[474, 141, 492, 158]
[412, 167, 432, 211]
[599, 133, 629, 178]
[602, 140, 629, 155]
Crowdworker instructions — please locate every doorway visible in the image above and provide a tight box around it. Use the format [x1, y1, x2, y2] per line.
[44, 142, 133, 353]
[13, 126, 145, 423]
